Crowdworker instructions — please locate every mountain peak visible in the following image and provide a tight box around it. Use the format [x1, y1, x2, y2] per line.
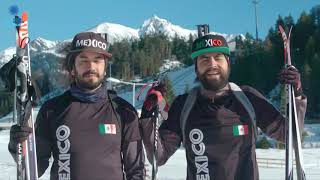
[88, 22, 139, 44]
[150, 15, 163, 21]
[139, 15, 195, 39]
[31, 37, 58, 51]
[139, 15, 172, 36]
[147, 15, 170, 24]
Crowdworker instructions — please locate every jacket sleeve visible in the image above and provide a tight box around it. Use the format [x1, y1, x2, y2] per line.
[120, 103, 145, 180]
[122, 140, 145, 180]
[244, 86, 307, 142]
[34, 104, 54, 177]
[140, 96, 184, 166]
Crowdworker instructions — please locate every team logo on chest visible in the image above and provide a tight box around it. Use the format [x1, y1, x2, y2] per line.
[189, 128, 210, 180]
[99, 123, 117, 135]
[56, 125, 71, 180]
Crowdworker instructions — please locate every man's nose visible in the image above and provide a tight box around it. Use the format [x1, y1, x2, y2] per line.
[86, 61, 96, 69]
[207, 57, 218, 67]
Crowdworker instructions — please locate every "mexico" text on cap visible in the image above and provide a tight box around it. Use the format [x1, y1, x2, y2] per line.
[76, 39, 107, 50]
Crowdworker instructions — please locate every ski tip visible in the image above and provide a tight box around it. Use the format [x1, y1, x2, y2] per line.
[288, 26, 293, 36]
[22, 12, 28, 22]
[278, 25, 285, 33]
[8, 5, 19, 16]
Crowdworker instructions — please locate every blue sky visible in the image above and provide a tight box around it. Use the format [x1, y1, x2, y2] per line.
[0, 0, 319, 51]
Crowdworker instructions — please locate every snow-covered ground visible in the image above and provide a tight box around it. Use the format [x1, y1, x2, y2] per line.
[0, 129, 319, 180]
[155, 148, 320, 180]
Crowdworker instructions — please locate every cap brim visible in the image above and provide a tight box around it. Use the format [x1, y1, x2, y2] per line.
[69, 47, 112, 58]
[191, 47, 230, 59]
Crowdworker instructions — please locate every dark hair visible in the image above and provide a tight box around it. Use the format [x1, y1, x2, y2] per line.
[64, 52, 80, 73]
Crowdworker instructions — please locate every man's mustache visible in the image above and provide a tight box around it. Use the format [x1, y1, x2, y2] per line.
[83, 70, 99, 77]
[205, 67, 221, 74]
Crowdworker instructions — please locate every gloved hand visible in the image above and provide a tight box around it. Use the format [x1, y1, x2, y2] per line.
[141, 93, 160, 119]
[0, 55, 39, 105]
[0, 55, 20, 92]
[278, 65, 303, 97]
[8, 125, 32, 153]
[140, 80, 169, 119]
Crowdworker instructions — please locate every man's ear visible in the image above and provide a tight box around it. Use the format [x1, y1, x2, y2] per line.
[71, 66, 75, 76]
[195, 70, 200, 80]
[194, 58, 200, 77]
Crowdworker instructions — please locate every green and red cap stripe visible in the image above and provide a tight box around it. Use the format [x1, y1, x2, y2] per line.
[191, 34, 230, 59]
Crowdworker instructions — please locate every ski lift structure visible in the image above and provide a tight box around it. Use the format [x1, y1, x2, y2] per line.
[107, 77, 151, 107]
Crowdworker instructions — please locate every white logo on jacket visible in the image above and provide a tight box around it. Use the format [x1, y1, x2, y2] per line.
[56, 125, 71, 180]
[189, 128, 210, 180]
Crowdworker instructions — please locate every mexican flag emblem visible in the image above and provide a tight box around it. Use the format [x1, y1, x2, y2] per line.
[233, 125, 249, 136]
[99, 123, 116, 135]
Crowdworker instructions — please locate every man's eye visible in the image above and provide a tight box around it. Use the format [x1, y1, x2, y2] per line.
[95, 56, 104, 59]
[215, 55, 225, 60]
[80, 59, 89, 64]
[79, 55, 88, 59]
[202, 56, 209, 60]
[95, 60, 104, 64]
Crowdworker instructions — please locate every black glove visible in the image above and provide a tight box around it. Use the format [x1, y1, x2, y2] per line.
[141, 93, 159, 118]
[153, 80, 167, 96]
[278, 65, 303, 97]
[0, 55, 39, 105]
[140, 80, 169, 119]
[8, 125, 32, 153]
[0, 55, 20, 92]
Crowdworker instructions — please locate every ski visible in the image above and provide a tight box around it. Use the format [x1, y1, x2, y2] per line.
[12, 8, 39, 180]
[279, 25, 306, 180]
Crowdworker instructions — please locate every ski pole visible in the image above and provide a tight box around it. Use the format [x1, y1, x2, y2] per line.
[152, 105, 160, 180]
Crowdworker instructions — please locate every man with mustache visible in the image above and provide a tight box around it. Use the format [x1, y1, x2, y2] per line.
[140, 33, 307, 180]
[8, 32, 145, 180]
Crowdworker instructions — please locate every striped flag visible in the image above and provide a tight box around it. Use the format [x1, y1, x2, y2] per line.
[233, 125, 249, 136]
[99, 123, 116, 135]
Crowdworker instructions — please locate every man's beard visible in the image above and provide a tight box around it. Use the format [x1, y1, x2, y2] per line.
[74, 70, 105, 90]
[197, 67, 230, 91]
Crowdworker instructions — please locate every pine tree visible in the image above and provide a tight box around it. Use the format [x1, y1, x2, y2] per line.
[163, 75, 175, 105]
[256, 137, 271, 149]
[309, 53, 320, 114]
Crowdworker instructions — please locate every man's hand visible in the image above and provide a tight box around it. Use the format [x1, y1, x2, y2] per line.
[279, 65, 303, 97]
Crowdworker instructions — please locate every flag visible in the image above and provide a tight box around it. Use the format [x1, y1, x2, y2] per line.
[233, 125, 249, 136]
[99, 123, 116, 135]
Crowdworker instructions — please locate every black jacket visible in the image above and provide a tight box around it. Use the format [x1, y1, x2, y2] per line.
[34, 90, 144, 180]
[140, 85, 307, 180]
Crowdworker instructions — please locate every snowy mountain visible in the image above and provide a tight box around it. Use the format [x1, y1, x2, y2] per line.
[0, 15, 244, 66]
[138, 15, 245, 44]
[0, 37, 66, 66]
[29, 37, 59, 51]
[0, 15, 244, 102]
[0, 47, 15, 65]
[139, 15, 196, 39]
[88, 22, 139, 44]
